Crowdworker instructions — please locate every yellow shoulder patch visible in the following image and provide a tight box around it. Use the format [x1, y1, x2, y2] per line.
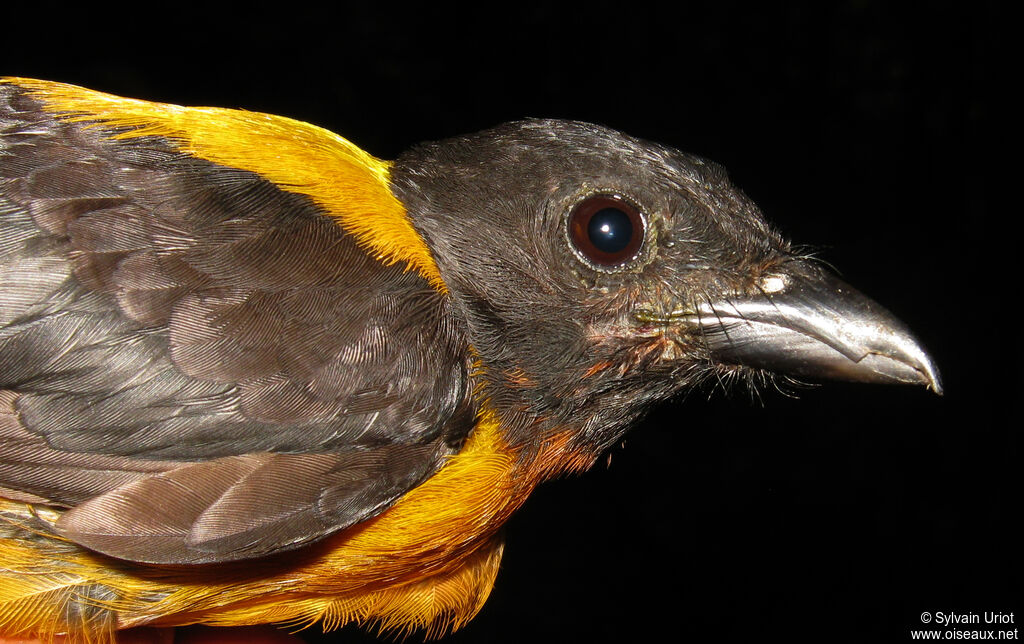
[2, 77, 446, 293]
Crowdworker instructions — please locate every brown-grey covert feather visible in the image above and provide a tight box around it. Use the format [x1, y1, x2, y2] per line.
[0, 84, 472, 563]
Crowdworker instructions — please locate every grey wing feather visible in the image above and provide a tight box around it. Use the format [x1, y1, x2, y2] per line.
[0, 82, 472, 563]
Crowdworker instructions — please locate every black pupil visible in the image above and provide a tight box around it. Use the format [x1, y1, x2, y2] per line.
[587, 207, 633, 254]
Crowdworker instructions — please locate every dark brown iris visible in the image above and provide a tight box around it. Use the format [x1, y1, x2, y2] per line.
[568, 194, 645, 267]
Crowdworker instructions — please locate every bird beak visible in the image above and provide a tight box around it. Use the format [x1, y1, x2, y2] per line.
[660, 262, 943, 393]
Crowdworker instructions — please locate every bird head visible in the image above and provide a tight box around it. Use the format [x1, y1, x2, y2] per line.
[392, 120, 940, 463]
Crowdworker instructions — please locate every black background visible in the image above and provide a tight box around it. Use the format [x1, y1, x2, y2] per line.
[3, 2, 1013, 642]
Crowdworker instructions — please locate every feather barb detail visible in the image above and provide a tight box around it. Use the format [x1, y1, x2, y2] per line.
[1, 77, 447, 293]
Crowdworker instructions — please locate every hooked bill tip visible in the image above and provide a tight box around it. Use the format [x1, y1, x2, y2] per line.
[680, 264, 944, 395]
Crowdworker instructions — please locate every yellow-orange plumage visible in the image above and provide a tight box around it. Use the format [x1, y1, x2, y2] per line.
[5, 78, 445, 292]
[0, 408, 582, 641]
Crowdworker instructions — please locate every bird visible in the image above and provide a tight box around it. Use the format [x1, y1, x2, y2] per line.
[0, 77, 941, 642]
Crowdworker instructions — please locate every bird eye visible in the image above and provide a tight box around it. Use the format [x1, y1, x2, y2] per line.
[568, 194, 645, 268]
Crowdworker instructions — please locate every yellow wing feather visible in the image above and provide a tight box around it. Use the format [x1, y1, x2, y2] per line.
[1, 77, 446, 292]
